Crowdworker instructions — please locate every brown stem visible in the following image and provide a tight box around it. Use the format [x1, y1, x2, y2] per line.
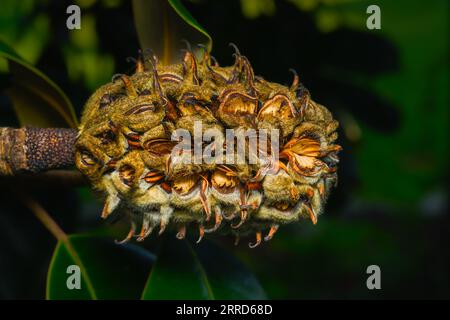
[0, 127, 78, 176]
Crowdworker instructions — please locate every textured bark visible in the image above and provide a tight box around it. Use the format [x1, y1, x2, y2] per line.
[0, 127, 78, 175]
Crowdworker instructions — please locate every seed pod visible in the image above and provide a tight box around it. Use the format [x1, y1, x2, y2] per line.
[75, 45, 342, 247]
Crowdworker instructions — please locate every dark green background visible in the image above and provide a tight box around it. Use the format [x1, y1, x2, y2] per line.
[0, 0, 448, 299]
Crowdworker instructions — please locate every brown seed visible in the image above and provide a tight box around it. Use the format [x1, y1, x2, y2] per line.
[172, 175, 199, 195]
[211, 170, 238, 193]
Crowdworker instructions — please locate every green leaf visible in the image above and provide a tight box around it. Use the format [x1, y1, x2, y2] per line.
[46, 234, 155, 300]
[132, 0, 212, 65]
[0, 39, 78, 128]
[141, 237, 267, 300]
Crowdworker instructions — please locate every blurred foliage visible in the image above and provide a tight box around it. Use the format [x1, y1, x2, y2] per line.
[64, 12, 115, 91]
[0, 0, 449, 299]
[0, 0, 50, 67]
[240, 0, 276, 19]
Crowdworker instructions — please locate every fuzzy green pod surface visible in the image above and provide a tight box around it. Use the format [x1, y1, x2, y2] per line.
[75, 46, 342, 247]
